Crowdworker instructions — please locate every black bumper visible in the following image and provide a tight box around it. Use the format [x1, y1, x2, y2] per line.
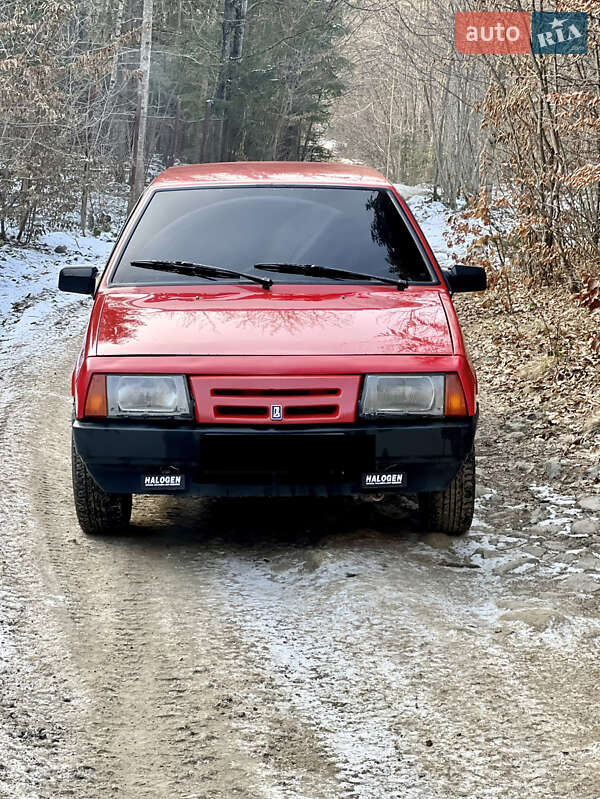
[72, 416, 477, 498]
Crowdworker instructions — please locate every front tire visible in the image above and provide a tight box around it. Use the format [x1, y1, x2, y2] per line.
[418, 448, 475, 536]
[71, 435, 132, 535]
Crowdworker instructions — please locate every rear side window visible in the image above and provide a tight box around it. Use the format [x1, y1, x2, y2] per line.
[111, 186, 435, 285]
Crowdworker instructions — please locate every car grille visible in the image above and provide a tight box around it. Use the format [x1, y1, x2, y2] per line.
[189, 376, 361, 424]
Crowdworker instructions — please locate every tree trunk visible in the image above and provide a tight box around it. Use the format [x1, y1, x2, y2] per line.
[385, 64, 396, 179]
[167, 97, 181, 167]
[214, 0, 248, 161]
[201, 99, 213, 162]
[108, 0, 126, 97]
[128, 0, 153, 213]
[80, 168, 89, 235]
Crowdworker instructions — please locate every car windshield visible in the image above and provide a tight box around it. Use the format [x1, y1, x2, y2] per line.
[111, 186, 435, 285]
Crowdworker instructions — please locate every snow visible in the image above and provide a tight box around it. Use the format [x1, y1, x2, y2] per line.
[398, 187, 472, 267]
[393, 182, 431, 201]
[0, 231, 114, 387]
[529, 484, 578, 508]
[1, 230, 112, 317]
[216, 552, 425, 797]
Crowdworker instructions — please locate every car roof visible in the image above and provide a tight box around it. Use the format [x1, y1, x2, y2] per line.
[149, 161, 391, 189]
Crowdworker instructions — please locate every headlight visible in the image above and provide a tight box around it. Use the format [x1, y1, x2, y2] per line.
[106, 375, 192, 418]
[360, 374, 445, 417]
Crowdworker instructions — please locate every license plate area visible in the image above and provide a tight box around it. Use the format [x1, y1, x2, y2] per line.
[198, 433, 375, 482]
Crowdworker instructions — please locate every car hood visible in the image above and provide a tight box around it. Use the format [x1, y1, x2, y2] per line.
[95, 285, 453, 357]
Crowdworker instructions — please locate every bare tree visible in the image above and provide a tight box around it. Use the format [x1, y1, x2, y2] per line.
[129, 0, 154, 212]
[213, 0, 248, 161]
[330, 0, 486, 206]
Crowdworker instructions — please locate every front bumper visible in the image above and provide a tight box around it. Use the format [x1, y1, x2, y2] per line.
[73, 416, 477, 498]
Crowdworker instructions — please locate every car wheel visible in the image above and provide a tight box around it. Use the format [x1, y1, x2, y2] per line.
[418, 448, 475, 536]
[71, 435, 132, 535]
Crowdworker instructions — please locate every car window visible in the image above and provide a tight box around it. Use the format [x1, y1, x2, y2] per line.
[111, 186, 435, 285]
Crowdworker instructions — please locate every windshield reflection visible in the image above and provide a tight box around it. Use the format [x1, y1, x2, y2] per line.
[112, 187, 433, 286]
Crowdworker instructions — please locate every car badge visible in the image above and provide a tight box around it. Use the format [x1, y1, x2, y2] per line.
[271, 404, 283, 421]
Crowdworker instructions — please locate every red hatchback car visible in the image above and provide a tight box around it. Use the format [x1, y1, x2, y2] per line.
[59, 162, 486, 536]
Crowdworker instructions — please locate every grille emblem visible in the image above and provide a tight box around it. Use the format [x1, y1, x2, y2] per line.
[271, 404, 283, 421]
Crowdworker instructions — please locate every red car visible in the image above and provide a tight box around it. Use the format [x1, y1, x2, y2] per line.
[59, 162, 486, 536]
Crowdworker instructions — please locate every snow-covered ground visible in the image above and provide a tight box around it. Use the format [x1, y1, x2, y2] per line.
[406, 195, 460, 267]
[393, 182, 431, 201]
[0, 231, 115, 387]
[393, 185, 473, 268]
[0, 230, 113, 325]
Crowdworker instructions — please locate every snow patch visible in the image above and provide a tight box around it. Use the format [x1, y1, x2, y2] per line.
[529, 484, 578, 507]
[393, 183, 430, 200]
[0, 232, 114, 386]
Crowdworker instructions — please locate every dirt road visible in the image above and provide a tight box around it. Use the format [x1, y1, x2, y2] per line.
[1, 296, 600, 799]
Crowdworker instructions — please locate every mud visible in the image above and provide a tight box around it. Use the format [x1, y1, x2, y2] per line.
[1, 302, 600, 798]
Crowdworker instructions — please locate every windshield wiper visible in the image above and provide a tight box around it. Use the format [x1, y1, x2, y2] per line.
[130, 260, 273, 290]
[254, 263, 408, 290]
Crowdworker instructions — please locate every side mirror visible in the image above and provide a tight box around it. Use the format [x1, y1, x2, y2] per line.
[443, 265, 487, 294]
[58, 266, 98, 295]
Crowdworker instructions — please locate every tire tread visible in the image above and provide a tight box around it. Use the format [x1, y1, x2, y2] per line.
[71, 437, 132, 535]
[418, 448, 475, 535]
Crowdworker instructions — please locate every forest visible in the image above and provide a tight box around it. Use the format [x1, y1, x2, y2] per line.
[1, 0, 600, 314]
[2, 4, 600, 796]
[0, 0, 349, 238]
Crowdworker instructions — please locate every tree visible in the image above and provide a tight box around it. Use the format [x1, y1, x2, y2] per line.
[0, 0, 350, 236]
[129, 0, 154, 212]
[329, 0, 485, 206]
[214, 0, 248, 160]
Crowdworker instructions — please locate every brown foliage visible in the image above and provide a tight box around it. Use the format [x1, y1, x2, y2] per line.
[574, 275, 600, 352]
[575, 275, 600, 313]
[456, 282, 600, 439]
